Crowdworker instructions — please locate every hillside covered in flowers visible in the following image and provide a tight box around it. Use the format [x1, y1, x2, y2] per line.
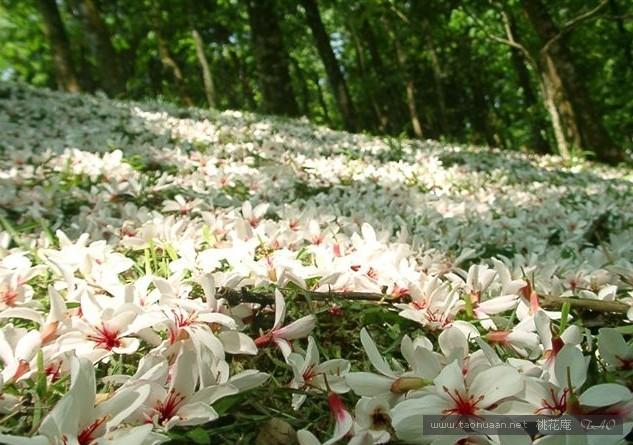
[0, 82, 632, 445]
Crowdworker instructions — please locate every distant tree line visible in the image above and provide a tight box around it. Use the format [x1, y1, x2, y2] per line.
[1, 0, 631, 163]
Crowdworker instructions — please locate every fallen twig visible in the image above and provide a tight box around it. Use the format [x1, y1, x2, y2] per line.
[218, 287, 631, 314]
[218, 287, 388, 306]
[540, 295, 630, 314]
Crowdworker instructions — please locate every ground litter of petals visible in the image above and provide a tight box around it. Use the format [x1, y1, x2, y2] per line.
[0, 82, 632, 445]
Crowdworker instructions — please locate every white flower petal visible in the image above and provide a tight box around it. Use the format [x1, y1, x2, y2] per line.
[360, 328, 395, 378]
[579, 383, 632, 407]
[273, 290, 286, 330]
[554, 345, 587, 389]
[176, 402, 219, 426]
[275, 315, 316, 340]
[345, 372, 393, 397]
[297, 430, 321, 445]
[218, 331, 257, 355]
[470, 365, 522, 408]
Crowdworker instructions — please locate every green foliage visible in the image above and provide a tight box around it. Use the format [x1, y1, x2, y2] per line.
[0, 0, 53, 87]
[1, 0, 632, 159]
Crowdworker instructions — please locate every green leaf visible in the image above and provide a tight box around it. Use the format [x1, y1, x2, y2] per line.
[614, 325, 633, 335]
[185, 427, 210, 445]
[559, 302, 571, 332]
[35, 350, 47, 399]
[213, 393, 245, 416]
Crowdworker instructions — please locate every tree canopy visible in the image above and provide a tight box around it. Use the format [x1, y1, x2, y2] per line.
[1, 0, 632, 163]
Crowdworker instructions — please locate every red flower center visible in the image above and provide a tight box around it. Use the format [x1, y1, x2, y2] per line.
[87, 324, 122, 350]
[168, 311, 197, 344]
[536, 387, 569, 415]
[426, 309, 451, 329]
[45, 362, 62, 381]
[327, 393, 348, 423]
[311, 234, 324, 245]
[76, 417, 107, 445]
[156, 390, 186, 424]
[616, 356, 633, 370]
[302, 364, 317, 384]
[543, 337, 565, 362]
[392, 285, 410, 299]
[442, 387, 485, 416]
[521, 281, 541, 314]
[1, 289, 18, 306]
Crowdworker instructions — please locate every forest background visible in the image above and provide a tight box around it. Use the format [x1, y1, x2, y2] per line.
[1, 0, 632, 164]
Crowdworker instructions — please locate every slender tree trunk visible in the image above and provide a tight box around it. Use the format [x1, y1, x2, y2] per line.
[76, 42, 95, 91]
[150, 6, 193, 107]
[229, 49, 256, 110]
[360, 18, 404, 134]
[191, 28, 216, 108]
[537, 59, 572, 159]
[301, 0, 356, 130]
[289, 56, 311, 115]
[609, 0, 632, 70]
[428, 49, 448, 135]
[523, 0, 621, 163]
[470, 80, 495, 147]
[515, 54, 552, 154]
[311, 73, 331, 125]
[463, 37, 495, 146]
[348, 25, 382, 132]
[403, 77, 423, 138]
[390, 28, 423, 138]
[417, 17, 449, 136]
[246, 0, 299, 116]
[503, 11, 550, 154]
[74, 0, 124, 96]
[155, 30, 193, 106]
[63, 0, 94, 91]
[37, 0, 81, 92]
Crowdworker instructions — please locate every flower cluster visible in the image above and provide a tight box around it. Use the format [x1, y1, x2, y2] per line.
[0, 82, 631, 444]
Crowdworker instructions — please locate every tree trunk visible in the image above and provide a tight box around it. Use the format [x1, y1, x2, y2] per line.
[523, 0, 621, 163]
[155, 29, 193, 106]
[413, 14, 448, 136]
[426, 41, 449, 137]
[76, 41, 96, 92]
[390, 26, 423, 138]
[609, 0, 632, 70]
[74, 0, 124, 96]
[36, 0, 81, 92]
[301, 0, 356, 131]
[348, 24, 382, 132]
[470, 79, 495, 147]
[538, 53, 579, 159]
[289, 56, 311, 115]
[360, 18, 404, 134]
[229, 49, 256, 110]
[515, 55, 552, 154]
[191, 28, 216, 108]
[246, 0, 299, 116]
[150, 6, 193, 107]
[463, 37, 495, 146]
[311, 73, 331, 125]
[503, 11, 550, 154]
